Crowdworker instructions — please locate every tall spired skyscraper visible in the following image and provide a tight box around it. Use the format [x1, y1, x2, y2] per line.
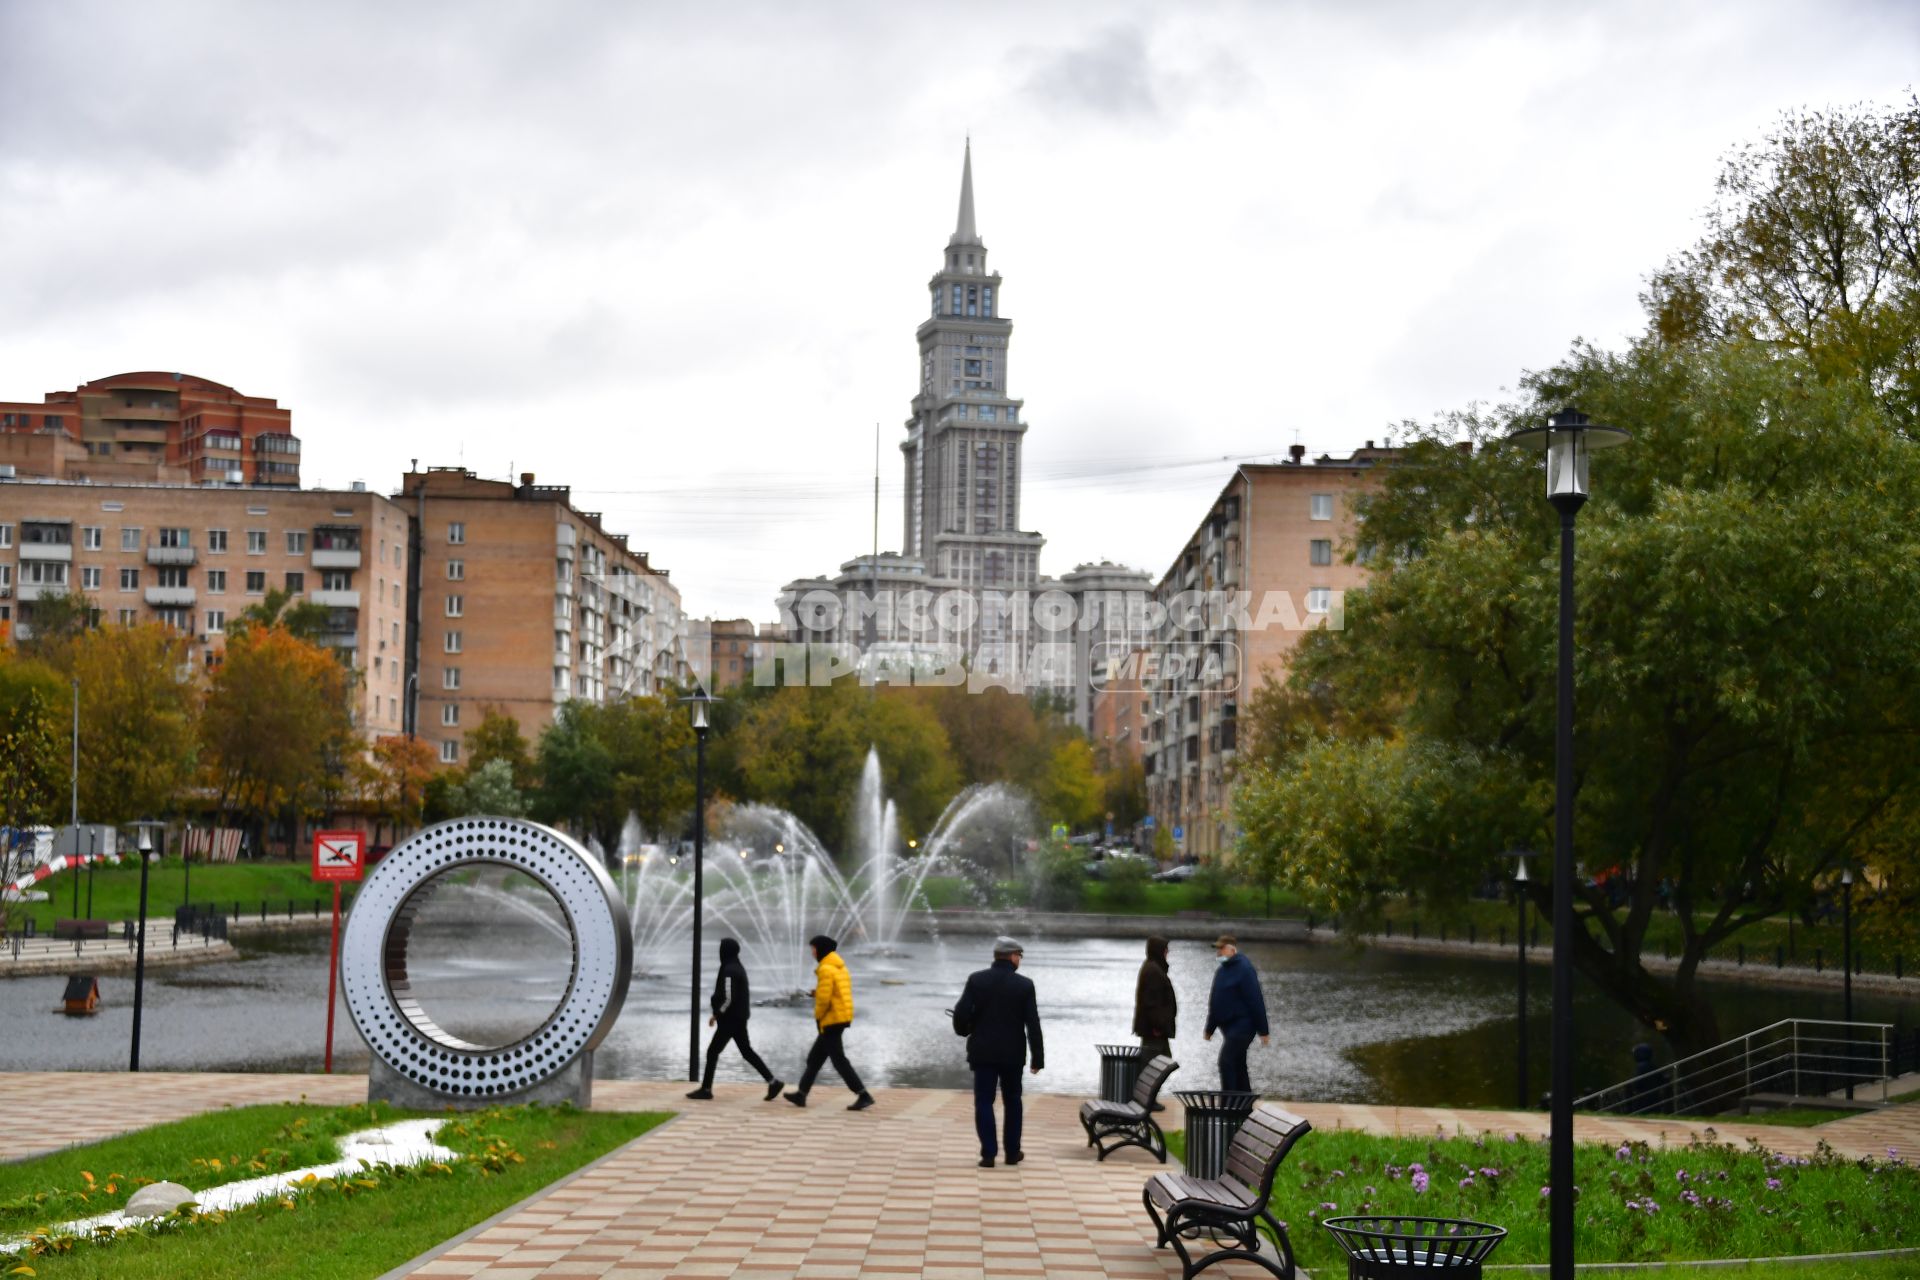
[901, 141, 1045, 594]
[779, 142, 1049, 660]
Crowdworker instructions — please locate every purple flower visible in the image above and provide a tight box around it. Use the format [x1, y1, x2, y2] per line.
[1479, 1167, 1501, 1179]
[1459, 1176, 1475, 1189]
[1539, 1186, 1551, 1198]
[1331, 1170, 1345, 1178]
[1412, 1171, 1430, 1194]
[1409, 1162, 1425, 1175]
[1644, 1199, 1661, 1214]
[1675, 1169, 1689, 1183]
[1614, 1144, 1632, 1161]
[1319, 1201, 1338, 1212]
[1626, 1199, 1640, 1211]
[1506, 1132, 1520, 1143]
[1364, 1186, 1378, 1197]
[1766, 1178, 1782, 1191]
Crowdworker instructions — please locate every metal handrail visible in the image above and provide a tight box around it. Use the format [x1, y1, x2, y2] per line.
[1573, 1018, 1893, 1114]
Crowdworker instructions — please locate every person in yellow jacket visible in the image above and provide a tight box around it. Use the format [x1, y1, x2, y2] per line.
[784, 934, 876, 1110]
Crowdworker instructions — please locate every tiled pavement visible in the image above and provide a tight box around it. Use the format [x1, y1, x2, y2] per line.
[4, 1072, 1919, 1278]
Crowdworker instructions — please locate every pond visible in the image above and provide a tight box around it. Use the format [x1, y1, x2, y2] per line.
[4, 923, 1914, 1107]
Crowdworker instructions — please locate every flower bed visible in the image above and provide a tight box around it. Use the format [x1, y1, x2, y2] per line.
[1169, 1128, 1919, 1270]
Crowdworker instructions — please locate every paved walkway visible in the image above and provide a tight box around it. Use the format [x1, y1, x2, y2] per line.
[4, 1072, 1919, 1278]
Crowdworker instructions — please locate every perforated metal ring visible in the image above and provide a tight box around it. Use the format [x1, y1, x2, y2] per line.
[341, 817, 632, 1097]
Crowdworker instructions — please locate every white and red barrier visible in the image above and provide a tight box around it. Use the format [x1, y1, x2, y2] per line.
[2, 852, 121, 902]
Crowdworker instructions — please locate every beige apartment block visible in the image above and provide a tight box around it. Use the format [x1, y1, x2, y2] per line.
[400, 468, 686, 767]
[1142, 443, 1398, 859]
[0, 477, 411, 738]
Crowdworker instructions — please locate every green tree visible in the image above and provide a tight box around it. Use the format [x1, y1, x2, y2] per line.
[14, 590, 97, 671]
[69, 624, 198, 824]
[601, 696, 695, 841]
[533, 702, 619, 848]
[448, 758, 528, 818]
[1236, 337, 1920, 1057]
[231, 587, 334, 644]
[0, 656, 67, 829]
[464, 706, 535, 791]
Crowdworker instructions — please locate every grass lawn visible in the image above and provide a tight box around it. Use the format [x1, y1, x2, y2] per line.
[16, 861, 340, 932]
[912, 874, 1298, 919]
[1163, 1128, 1920, 1271]
[3, 1101, 667, 1279]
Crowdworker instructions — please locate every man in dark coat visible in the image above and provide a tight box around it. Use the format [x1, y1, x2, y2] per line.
[1203, 934, 1269, 1093]
[1134, 935, 1177, 1062]
[952, 935, 1044, 1167]
[687, 937, 783, 1101]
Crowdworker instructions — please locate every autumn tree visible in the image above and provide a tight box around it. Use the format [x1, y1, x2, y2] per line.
[363, 734, 436, 843]
[202, 626, 358, 851]
[67, 624, 198, 824]
[0, 655, 68, 828]
[15, 590, 97, 671]
[1032, 736, 1103, 831]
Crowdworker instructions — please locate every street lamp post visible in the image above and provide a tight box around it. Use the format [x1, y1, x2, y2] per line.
[1507, 409, 1630, 1280]
[684, 690, 713, 1082]
[1507, 849, 1536, 1110]
[1841, 865, 1855, 1099]
[86, 828, 97, 919]
[128, 821, 166, 1072]
[183, 822, 193, 910]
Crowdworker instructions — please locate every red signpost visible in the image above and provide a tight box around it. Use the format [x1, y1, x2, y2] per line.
[312, 830, 365, 1073]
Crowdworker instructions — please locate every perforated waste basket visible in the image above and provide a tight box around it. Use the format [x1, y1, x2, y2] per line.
[1173, 1089, 1257, 1179]
[1322, 1216, 1507, 1278]
[1096, 1043, 1146, 1104]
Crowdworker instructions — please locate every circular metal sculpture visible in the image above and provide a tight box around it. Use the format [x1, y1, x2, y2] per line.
[342, 817, 631, 1105]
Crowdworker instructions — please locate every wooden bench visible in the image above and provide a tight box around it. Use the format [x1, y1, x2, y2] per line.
[1080, 1054, 1177, 1162]
[1143, 1102, 1311, 1280]
[51, 919, 110, 942]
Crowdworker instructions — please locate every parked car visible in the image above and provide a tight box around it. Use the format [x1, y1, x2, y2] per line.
[1152, 863, 1198, 883]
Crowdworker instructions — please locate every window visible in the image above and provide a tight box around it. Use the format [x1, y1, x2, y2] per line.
[446, 560, 464, 581]
[1310, 494, 1334, 521]
[117, 608, 137, 626]
[119, 567, 139, 591]
[2, 524, 18, 549]
[444, 631, 463, 653]
[441, 703, 460, 727]
[80, 566, 101, 590]
[391, 621, 399, 645]
[439, 740, 460, 764]
[321, 570, 350, 591]
[445, 595, 463, 617]
[157, 567, 189, 589]
[120, 527, 142, 551]
[245, 571, 266, 594]
[246, 530, 267, 554]
[285, 571, 305, 594]
[950, 284, 962, 315]
[78, 526, 103, 551]
[1310, 539, 1333, 566]
[448, 522, 465, 545]
[1307, 588, 1332, 615]
[285, 531, 307, 555]
[207, 529, 228, 553]
[158, 527, 190, 548]
[443, 667, 461, 690]
[982, 285, 993, 316]
[201, 608, 226, 634]
[207, 569, 227, 593]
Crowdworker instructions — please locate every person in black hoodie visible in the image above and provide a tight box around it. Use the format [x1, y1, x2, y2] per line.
[687, 937, 783, 1101]
[951, 936, 1044, 1167]
[1134, 934, 1177, 1067]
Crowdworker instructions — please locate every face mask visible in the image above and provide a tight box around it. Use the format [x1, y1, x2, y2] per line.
[1217, 953, 1230, 965]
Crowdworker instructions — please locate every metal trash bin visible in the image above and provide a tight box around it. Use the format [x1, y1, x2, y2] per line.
[1322, 1216, 1507, 1278]
[1173, 1089, 1257, 1179]
[1096, 1043, 1146, 1104]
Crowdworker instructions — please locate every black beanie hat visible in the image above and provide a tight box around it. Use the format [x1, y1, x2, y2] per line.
[809, 934, 838, 956]
[719, 937, 741, 962]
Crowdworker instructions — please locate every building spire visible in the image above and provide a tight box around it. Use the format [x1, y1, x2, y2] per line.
[949, 137, 981, 247]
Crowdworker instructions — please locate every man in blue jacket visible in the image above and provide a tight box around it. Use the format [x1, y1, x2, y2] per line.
[1203, 934, 1269, 1093]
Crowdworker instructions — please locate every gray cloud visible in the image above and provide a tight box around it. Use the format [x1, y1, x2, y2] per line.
[1018, 26, 1162, 120]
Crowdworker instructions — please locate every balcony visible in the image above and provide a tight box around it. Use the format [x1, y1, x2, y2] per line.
[555, 611, 573, 633]
[146, 544, 197, 566]
[322, 632, 360, 649]
[145, 585, 197, 607]
[312, 548, 362, 569]
[113, 420, 169, 440]
[19, 542, 72, 563]
[17, 580, 70, 602]
[310, 589, 360, 608]
[556, 524, 577, 547]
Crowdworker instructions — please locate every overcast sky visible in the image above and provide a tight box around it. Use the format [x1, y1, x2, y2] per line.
[2, 1, 1914, 619]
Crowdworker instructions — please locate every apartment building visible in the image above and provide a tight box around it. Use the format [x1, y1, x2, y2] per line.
[400, 468, 686, 766]
[0, 476, 410, 737]
[687, 617, 760, 692]
[0, 372, 300, 487]
[1142, 443, 1397, 858]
